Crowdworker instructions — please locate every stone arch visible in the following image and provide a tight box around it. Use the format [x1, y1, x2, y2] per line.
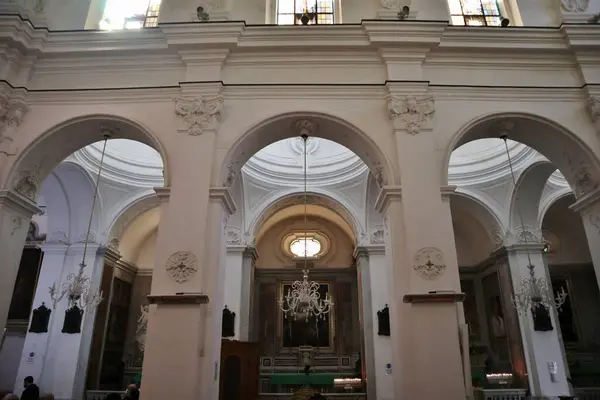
[508, 160, 557, 231]
[216, 111, 397, 189]
[537, 187, 573, 228]
[248, 190, 361, 244]
[443, 112, 600, 198]
[104, 190, 161, 247]
[451, 189, 505, 259]
[3, 114, 170, 202]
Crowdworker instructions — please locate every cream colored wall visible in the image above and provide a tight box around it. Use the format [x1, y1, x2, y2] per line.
[255, 215, 354, 269]
[135, 230, 159, 270]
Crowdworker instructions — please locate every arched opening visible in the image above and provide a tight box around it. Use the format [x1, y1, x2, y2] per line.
[445, 112, 600, 397]
[0, 115, 167, 396]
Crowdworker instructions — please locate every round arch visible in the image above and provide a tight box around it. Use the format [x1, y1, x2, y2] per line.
[248, 191, 361, 244]
[104, 190, 161, 243]
[452, 189, 505, 250]
[537, 187, 574, 228]
[508, 160, 557, 231]
[4, 114, 170, 201]
[443, 112, 600, 198]
[215, 111, 397, 189]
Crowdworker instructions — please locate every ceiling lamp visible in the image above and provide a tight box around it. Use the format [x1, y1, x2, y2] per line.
[49, 132, 110, 312]
[500, 135, 567, 316]
[278, 133, 333, 321]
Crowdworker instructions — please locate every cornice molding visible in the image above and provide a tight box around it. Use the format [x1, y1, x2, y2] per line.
[153, 187, 171, 202]
[0, 189, 41, 216]
[570, 186, 600, 213]
[374, 185, 402, 214]
[209, 186, 237, 215]
[354, 244, 386, 258]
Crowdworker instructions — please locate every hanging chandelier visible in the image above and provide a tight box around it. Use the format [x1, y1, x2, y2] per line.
[501, 135, 567, 315]
[49, 133, 110, 312]
[278, 133, 333, 322]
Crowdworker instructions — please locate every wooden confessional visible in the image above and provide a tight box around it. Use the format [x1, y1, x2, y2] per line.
[219, 340, 260, 400]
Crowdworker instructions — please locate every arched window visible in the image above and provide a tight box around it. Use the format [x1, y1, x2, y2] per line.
[447, 0, 503, 26]
[290, 237, 322, 258]
[99, 0, 161, 30]
[277, 0, 335, 25]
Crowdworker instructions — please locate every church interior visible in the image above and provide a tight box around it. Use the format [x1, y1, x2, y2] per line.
[1, 0, 600, 400]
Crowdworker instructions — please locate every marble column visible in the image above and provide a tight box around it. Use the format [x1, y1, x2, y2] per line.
[505, 242, 571, 396]
[570, 189, 600, 293]
[355, 244, 392, 400]
[0, 190, 40, 338]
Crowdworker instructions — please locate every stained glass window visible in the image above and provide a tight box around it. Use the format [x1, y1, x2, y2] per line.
[99, 0, 162, 30]
[277, 0, 334, 25]
[447, 0, 503, 26]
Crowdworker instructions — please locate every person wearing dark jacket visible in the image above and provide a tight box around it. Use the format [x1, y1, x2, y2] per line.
[21, 376, 40, 400]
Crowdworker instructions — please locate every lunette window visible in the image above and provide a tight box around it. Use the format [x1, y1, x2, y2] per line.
[447, 0, 503, 26]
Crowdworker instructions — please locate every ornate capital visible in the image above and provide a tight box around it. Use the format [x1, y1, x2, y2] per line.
[174, 95, 224, 135]
[386, 94, 435, 134]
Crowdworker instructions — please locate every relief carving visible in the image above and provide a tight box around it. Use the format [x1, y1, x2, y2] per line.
[386, 94, 435, 134]
[565, 153, 599, 196]
[291, 119, 319, 136]
[0, 97, 28, 156]
[413, 247, 446, 280]
[13, 171, 39, 201]
[587, 95, 600, 133]
[370, 226, 384, 244]
[77, 230, 97, 243]
[589, 213, 600, 234]
[561, 0, 590, 12]
[136, 305, 149, 352]
[223, 160, 239, 187]
[165, 251, 198, 283]
[46, 230, 69, 245]
[11, 215, 23, 236]
[174, 95, 224, 135]
[380, 0, 397, 9]
[225, 226, 242, 245]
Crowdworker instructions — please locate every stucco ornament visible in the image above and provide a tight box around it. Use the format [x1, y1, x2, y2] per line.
[0, 98, 28, 156]
[386, 94, 435, 134]
[504, 225, 543, 246]
[370, 226, 384, 244]
[380, 0, 398, 9]
[413, 247, 446, 280]
[13, 171, 40, 201]
[174, 95, 224, 135]
[223, 160, 239, 187]
[566, 153, 599, 196]
[225, 226, 242, 245]
[561, 0, 590, 12]
[165, 251, 198, 283]
[589, 213, 600, 234]
[11, 215, 23, 236]
[587, 95, 600, 133]
[136, 305, 149, 352]
[46, 231, 69, 245]
[291, 118, 319, 136]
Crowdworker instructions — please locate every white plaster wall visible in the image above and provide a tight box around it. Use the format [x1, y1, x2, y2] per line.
[0, 335, 25, 393]
[223, 248, 244, 340]
[369, 251, 393, 400]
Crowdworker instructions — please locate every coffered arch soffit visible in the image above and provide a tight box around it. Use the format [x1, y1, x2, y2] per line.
[443, 112, 600, 198]
[215, 111, 397, 190]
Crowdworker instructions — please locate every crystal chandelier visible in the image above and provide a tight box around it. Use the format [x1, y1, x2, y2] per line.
[49, 133, 110, 311]
[501, 135, 567, 315]
[278, 133, 333, 322]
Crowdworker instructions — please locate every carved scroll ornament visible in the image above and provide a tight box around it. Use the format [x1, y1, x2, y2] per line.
[174, 95, 224, 135]
[386, 94, 435, 134]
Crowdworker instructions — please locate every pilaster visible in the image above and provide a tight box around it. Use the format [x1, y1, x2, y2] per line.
[354, 244, 391, 400]
[0, 190, 40, 338]
[240, 246, 258, 341]
[384, 92, 467, 398]
[569, 187, 600, 293]
[505, 243, 571, 397]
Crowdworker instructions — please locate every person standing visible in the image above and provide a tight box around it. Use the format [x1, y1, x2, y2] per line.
[21, 376, 40, 400]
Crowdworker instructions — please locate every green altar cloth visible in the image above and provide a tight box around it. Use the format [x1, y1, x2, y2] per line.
[268, 373, 337, 386]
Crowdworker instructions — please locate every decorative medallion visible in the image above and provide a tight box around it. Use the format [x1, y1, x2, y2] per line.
[165, 251, 198, 283]
[174, 95, 224, 135]
[413, 247, 446, 280]
[13, 171, 39, 201]
[386, 94, 435, 134]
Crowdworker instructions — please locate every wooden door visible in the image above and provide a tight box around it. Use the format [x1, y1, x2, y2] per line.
[220, 340, 259, 400]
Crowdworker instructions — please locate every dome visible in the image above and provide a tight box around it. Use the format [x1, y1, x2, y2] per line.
[72, 137, 567, 187]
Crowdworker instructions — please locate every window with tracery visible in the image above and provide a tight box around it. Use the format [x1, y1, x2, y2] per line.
[99, 0, 161, 30]
[447, 0, 503, 26]
[277, 0, 335, 25]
